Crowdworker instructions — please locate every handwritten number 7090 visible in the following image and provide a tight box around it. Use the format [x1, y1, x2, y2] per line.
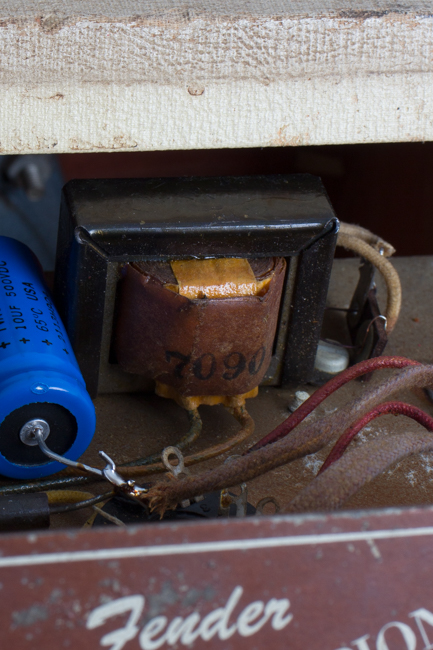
[165, 347, 266, 381]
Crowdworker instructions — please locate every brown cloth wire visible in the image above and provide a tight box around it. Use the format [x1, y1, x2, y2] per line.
[144, 364, 433, 515]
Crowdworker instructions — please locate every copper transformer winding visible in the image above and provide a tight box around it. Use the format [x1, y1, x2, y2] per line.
[115, 257, 286, 408]
[1, 220, 413, 520]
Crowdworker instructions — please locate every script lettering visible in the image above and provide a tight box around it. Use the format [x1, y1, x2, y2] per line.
[87, 595, 145, 650]
[87, 586, 292, 650]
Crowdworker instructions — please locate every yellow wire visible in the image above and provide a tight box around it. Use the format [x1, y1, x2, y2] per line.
[45, 490, 95, 505]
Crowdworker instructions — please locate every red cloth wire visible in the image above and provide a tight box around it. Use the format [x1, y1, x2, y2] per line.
[319, 401, 433, 474]
[248, 356, 420, 453]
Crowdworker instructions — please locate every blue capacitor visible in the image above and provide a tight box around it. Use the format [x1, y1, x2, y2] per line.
[0, 236, 95, 479]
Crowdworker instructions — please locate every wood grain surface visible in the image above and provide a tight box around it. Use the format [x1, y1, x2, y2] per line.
[1, 1, 433, 152]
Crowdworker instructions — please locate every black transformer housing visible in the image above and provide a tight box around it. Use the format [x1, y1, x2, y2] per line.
[54, 175, 339, 398]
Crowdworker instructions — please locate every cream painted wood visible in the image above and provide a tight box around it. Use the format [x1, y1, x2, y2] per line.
[1, 1, 433, 153]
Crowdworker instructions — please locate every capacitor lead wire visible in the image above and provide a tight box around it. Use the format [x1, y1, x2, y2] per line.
[0, 405, 250, 494]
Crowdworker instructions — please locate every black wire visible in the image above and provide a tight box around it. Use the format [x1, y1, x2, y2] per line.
[49, 491, 114, 515]
[0, 409, 203, 496]
[0, 474, 94, 496]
